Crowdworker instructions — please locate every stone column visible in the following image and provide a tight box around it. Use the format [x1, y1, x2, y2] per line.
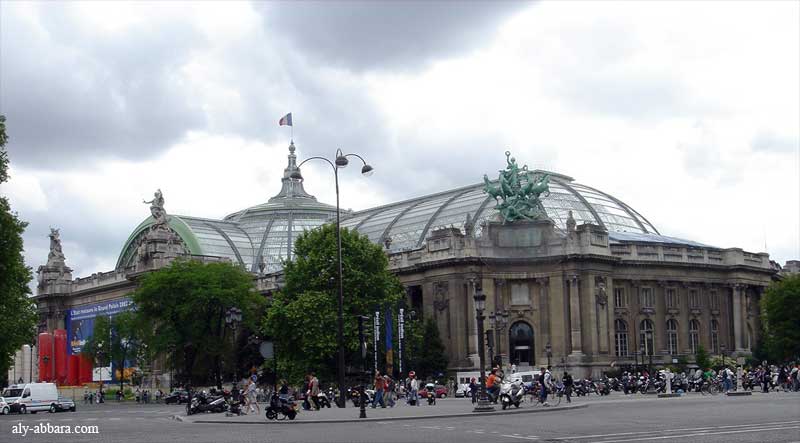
[732, 284, 744, 352]
[569, 275, 584, 355]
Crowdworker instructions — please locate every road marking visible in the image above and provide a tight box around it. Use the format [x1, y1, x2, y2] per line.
[58, 419, 73, 422]
[587, 425, 800, 443]
[550, 420, 800, 440]
[84, 418, 97, 421]
[109, 417, 121, 421]
[501, 435, 538, 440]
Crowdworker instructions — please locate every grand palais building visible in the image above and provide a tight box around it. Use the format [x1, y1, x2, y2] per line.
[11, 143, 790, 384]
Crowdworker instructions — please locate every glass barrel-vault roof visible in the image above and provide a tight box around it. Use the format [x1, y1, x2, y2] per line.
[341, 171, 660, 252]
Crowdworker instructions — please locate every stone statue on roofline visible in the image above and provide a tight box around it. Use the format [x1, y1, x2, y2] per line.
[47, 227, 66, 263]
[482, 151, 551, 223]
[143, 189, 168, 230]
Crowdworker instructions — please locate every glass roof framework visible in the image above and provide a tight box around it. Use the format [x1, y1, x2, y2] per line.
[341, 174, 661, 252]
[117, 145, 671, 273]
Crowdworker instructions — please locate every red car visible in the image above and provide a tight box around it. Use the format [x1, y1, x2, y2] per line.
[418, 385, 448, 398]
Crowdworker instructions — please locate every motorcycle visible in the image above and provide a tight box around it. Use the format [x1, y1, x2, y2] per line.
[425, 383, 436, 405]
[499, 378, 525, 410]
[316, 391, 332, 408]
[265, 393, 297, 421]
[187, 391, 227, 415]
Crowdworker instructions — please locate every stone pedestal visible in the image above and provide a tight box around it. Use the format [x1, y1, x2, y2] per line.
[135, 225, 187, 271]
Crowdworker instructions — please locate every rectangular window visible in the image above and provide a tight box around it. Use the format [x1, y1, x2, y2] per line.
[710, 291, 719, 310]
[641, 287, 654, 308]
[666, 288, 678, 308]
[689, 333, 699, 354]
[511, 282, 530, 306]
[711, 333, 719, 354]
[668, 332, 678, 355]
[614, 288, 626, 308]
[689, 290, 700, 308]
[615, 332, 628, 357]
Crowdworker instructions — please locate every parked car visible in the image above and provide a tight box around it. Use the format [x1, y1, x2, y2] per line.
[53, 398, 76, 412]
[164, 390, 189, 404]
[418, 385, 448, 398]
[455, 384, 469, 398]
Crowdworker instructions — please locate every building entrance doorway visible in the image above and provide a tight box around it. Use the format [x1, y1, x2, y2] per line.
[509, 321, 534, 367]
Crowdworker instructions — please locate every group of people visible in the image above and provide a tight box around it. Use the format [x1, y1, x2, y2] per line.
[370, 371, 400, 408]
[83, 388, 104, 404]
[134, 388, 163, 403]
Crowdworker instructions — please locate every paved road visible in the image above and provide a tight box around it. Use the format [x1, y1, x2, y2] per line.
[1, 392, 798, 442]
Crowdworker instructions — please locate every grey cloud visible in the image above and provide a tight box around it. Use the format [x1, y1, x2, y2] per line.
[751, 131, 798, 153]
[257, 1, 528, 72]
[0, 4, 206, 169]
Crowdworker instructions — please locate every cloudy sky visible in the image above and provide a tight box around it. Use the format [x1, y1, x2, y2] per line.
[1, 0, 798, 281]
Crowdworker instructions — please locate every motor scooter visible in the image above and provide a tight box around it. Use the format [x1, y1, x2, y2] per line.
[499, 378, 525, 410]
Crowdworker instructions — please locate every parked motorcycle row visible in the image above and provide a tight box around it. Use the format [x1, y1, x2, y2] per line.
[186, 390, 244, 416]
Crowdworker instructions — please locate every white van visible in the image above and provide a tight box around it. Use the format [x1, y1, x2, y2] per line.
[1, 383, 59, 414]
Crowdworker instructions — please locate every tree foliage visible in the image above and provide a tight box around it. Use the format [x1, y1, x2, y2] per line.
[760, 275, 800, 362]
[132, 260, 264, 387]
[404, 317, 449, 380]
[695, 344, 710, 370]
[263, 224, 404, 385]
[81, 311, 142, 390]
[0, 115, 38, 386]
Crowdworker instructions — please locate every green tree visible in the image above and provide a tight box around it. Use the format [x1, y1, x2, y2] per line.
[81, 311, 141, 391]
[760, 275, 800, 362]
[132, 260, 264, 387]
[695, 344, 710, 370]
[0, 115, 38, 386]
[263, 224, 404, 384]
[405, 317, 449, 380]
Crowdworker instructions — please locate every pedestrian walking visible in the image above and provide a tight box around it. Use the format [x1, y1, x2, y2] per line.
[135, 388, 141, 403]
[408, 371, 420, 406]
[563, 371, 574, 403]
[384, 375, 396, 407]
[469, 377, 478, 404]
[371, 372, 385, 408]
[246, 376, 260, 414]
[538, 367, 549, 406]
[308, 373, 320, 411]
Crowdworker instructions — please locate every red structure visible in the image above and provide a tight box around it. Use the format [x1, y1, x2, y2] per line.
[78, 354, 93, 384]
[38, 332, 53, 382]
[67, 355, 80, 386]
[53, 329, 68, 385]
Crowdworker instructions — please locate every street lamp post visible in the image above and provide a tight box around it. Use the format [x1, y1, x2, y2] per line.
[638, 343, 644, 373]
[292, 149, 373, 409]
[225, 307, 242, 382]
[472, 282, 495, 413]
[488, 311, 508, 368]
[545, 342, 552, 368]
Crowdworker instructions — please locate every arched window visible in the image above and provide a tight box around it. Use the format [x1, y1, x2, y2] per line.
[666, 319, 678, 355]
[710, 319, 719, 354]
[689, 319, 701, 354]
[509, 321, 534, 366]
[640, 319, 655, 356]
[614, 319, 629, 357]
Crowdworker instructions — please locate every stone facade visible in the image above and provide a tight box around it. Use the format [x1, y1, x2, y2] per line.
[389, 219, 776, 377]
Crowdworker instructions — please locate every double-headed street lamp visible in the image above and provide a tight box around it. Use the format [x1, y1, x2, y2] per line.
[292, 148, 373, 409]
[472, 281, 495, 412]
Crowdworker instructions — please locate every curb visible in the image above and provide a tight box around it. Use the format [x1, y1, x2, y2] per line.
[178, 403, 589, 425]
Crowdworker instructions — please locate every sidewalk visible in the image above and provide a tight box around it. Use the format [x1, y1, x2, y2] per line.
[174, 398, 588, 425]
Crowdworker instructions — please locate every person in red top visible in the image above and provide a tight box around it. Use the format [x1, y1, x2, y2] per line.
[486, 369, 500, 402]
[371, 372, 386, 408]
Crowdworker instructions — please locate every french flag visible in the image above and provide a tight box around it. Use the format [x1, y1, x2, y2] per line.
[278, 113, 292, 126]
